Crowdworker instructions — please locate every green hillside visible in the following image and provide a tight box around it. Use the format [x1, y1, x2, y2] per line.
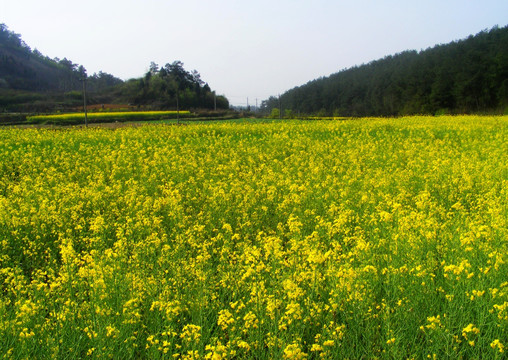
[0, 24, 228, 114]
[0, 24, 123, 113]
[262, 26, 508, 116]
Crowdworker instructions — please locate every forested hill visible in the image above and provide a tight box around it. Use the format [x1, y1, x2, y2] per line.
[0, 24, 122, 93]
[263, 25, 508, 116]
[0, 24, 228, 112]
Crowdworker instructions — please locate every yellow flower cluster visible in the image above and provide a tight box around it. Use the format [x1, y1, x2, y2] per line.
[0, 115, 506, 358]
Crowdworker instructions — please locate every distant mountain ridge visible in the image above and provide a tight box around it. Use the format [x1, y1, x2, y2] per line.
[262, 25, 508, 116]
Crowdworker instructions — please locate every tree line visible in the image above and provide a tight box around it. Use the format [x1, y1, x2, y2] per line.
[261, 25, 508, 117]
[0, 24, 123, 94]
[0, 24, 228, 112]
[117, 61, 229, 110]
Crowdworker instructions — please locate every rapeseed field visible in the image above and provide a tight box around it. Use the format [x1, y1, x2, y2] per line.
[27, 111, 191, 124]
[0, 116, 506, 359]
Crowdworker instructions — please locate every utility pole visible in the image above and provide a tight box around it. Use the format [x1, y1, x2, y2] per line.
[176, 89, 180, 125]
[81, 75, 88, 127]
[214, 92, 217, 111]
[278, 94, 282, 120]
[256, 98, 258, 112]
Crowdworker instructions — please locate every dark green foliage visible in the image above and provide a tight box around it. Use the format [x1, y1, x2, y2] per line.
[0, 24, 122, 94]
[0, 24, 123, 113]
[114, 61, 229, 110]
[0, 24, 228, 113]
[261, 26, 508, 116]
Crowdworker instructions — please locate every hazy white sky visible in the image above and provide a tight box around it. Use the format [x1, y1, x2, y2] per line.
[2, 0, 508, 106]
